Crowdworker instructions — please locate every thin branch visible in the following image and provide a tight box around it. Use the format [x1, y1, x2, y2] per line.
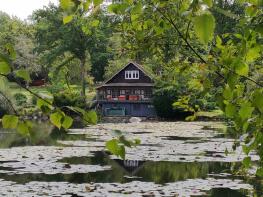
[0, 74, 53, 106]
[152, 4, 263, 87]
[0, 90, 18, 116]
[0, 73, 92, 125]
[224, 64, 263, 87]
[185, 20, 191, 41]
[155, 6, 207, 63]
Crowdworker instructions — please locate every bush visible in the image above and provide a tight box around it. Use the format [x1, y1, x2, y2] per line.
[14, 93, 27, 106]
[53, 90, 86, 109]
[153, 87, 193, 120]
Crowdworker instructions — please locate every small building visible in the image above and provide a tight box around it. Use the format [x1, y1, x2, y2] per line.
[96, 62, 156, 117]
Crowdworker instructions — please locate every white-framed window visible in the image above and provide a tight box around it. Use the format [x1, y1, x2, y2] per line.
[120, 90, 126, 95]
[125, 70, 139, 79]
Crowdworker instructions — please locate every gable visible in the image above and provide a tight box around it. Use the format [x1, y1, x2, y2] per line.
[106, 62, 153, 84]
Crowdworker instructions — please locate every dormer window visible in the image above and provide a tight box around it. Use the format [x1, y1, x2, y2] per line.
[125, 70, 139, 79]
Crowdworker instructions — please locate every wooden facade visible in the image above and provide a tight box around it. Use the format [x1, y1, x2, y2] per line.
[96, 62, 156, 117]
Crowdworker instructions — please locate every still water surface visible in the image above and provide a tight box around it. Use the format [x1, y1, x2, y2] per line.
[0, 121, 262, 196]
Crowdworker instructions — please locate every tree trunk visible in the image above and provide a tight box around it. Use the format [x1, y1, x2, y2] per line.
[80, 57, 86, 99]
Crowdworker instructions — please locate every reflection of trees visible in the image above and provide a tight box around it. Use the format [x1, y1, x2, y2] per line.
[0, 151, 261, 196]
[0, 123, 89, 148]
[208, 188, 247, 197]
[136, 161, 210, 184]
[0, 122, 53, 148]
[134, 161, 247, 184]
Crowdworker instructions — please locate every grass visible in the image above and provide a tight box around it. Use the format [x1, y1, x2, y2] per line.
[8, 82, 96, 107]
[9, 82, 49, 99]
[196, 109, 224, 120]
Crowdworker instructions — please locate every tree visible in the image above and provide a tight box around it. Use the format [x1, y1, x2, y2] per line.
[0, 12, 41, 76]
[94, 0, 263, 170]
[33, 4, 91, 96]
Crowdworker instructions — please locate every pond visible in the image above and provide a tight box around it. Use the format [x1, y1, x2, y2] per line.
[0, 121, 262, 196]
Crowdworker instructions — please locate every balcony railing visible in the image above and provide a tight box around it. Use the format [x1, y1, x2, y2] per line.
[97, 94, 152, 102]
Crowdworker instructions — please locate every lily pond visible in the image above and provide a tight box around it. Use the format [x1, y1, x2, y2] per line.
[0, 121, 262, 196]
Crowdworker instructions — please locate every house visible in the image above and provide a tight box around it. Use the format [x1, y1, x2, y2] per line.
[96, 62, 156, 117]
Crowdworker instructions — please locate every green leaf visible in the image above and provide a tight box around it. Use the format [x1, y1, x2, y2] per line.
[118, 145, 125, 160]
[245, 5, 257, 17]
[106, 139, 119, 155]
[216, 36, 223, 49]
[223, 85, 233, 100]
[60, 0, 74, 10]
[119, 136, 132, 147]
[5, 43, 16, 60]
[83, 110, 97, 125]
[17, 122, 30, 136]
[15, 69, 31, 82]
[131, 3, 142, 14]
[0, 61, 11, 75]
[63, 15, 73, 24]
[82, 26, 92, 35]
[50, 112, 63, 129]
[93, 0, 103, 6]
[256, 168, 263, 177]
[91, 20, 100, 27]
[233, 60, 249, 76]
[185, 115, 196, 121]
[36, 93, 53, 109]
[225, 103, 236, 118]
[252, 90, 263, 113]
[106, 139, 126, 160]
[2, 115, 18, 129]
[37, 99, 52, 111]
[62, 115, 73, 129]
[242, 156, 251, 168]
[239, 102, 254, 121]
[83, 0, 90, 11]
[193, 12, 215, 44]
[246, 45, 261, 63]
[68, 106, 86, 114]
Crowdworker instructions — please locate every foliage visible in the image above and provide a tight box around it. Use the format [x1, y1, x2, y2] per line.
[14, 93, 27, 106]
[0, 12, 42, 77]
[106, 130, 141, 160]
[153, 86, 193, 120]
[32, 4, 115, 97]
[0, 1, 141, 160]
[53, 90, 86, 109]
[153, 60, 216, 119]
[1, 0, 262, 164]
[85, 0, 263, 168]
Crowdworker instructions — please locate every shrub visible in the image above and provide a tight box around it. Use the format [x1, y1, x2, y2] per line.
[153, 87, 193, 119]
[14, 93, 27, 106]
[53, 90, 86, 109]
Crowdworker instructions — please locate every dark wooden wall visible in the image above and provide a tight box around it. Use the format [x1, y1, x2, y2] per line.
[107, 63, 153, 84]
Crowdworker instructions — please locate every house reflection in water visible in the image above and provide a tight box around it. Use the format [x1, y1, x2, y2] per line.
[114, 159, 145, 175]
